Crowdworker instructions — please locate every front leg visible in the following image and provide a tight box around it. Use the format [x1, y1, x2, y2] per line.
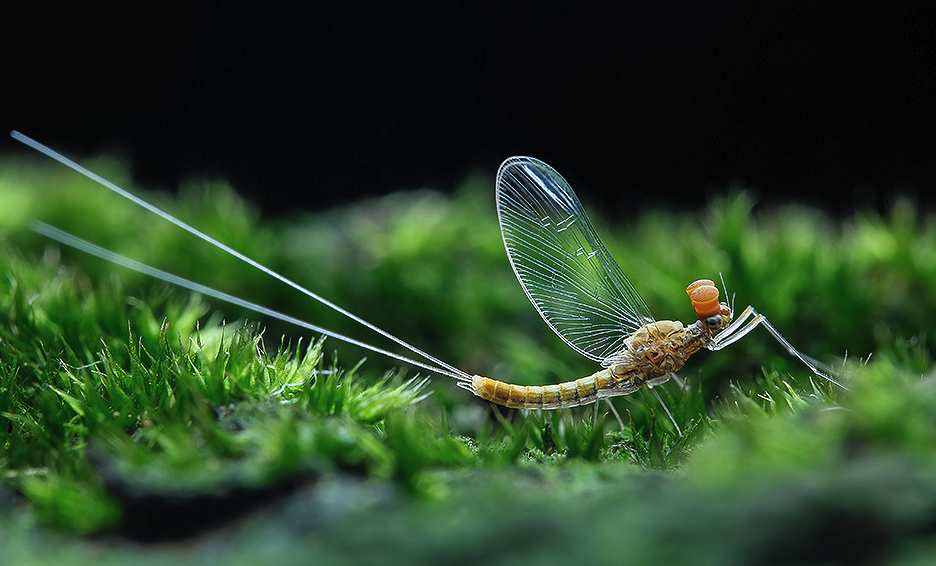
[709, 306, 846, 389]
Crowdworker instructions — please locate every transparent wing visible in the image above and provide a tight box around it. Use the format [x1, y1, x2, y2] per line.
[496, 156, 654, 366]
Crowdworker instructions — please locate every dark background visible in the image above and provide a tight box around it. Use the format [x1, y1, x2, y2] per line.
[4, 3, 935, 216]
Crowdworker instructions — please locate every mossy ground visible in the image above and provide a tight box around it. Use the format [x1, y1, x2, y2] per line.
[2, 152, 936, 564]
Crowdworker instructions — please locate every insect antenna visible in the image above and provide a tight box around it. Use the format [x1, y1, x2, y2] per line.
[718, 272, 735, 316]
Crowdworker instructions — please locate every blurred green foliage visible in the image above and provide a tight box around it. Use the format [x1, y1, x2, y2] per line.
[2, 151, 936, 563]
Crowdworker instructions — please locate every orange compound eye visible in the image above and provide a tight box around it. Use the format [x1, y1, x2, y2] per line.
[686, 281, 721, 320]
[686, 279, 715, 295]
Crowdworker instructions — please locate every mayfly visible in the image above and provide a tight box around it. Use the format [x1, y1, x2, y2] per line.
[11, 131, 843, 416]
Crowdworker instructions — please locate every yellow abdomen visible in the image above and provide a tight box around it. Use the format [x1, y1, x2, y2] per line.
[469, 371, 622, 409]
[463, 319, 702, 409]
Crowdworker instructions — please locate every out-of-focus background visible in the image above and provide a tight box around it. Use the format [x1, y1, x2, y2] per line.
[3, 3, 934, 215]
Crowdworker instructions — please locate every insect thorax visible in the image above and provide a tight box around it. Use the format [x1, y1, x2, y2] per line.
[610, 319, 706, 382]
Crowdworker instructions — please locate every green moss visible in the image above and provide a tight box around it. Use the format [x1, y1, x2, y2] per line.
[2, 151, 936, 562]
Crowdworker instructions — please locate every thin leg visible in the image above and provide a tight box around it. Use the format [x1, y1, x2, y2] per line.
[711, 305, 757, 345]
[603, 400, 626, 432]
[710, 306, 847, 390]
[669, 371, 686, 391]
[648, 380, 683, 437]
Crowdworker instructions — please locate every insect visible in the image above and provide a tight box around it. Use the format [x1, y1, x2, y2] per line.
[12, 131, 843, 419]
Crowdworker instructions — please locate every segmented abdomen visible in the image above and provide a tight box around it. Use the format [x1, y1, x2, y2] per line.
[460, 320, 705, 409]
[468, 371, 626, 409]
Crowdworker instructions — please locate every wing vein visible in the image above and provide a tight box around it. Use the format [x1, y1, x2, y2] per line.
[496, 157, 653, 365]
